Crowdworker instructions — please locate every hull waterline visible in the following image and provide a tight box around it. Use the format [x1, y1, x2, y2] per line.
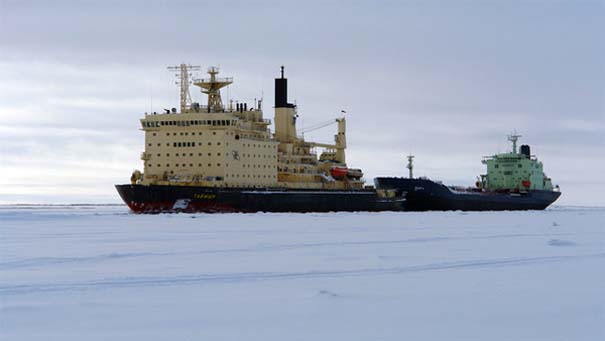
[116, 184, 405, 213]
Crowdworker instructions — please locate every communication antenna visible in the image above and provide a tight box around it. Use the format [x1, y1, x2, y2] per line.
[167, 63, 200, 113]
[193, 66, 233, 112]
[507, 131, 522, 154]
[406, 154, 415, 179]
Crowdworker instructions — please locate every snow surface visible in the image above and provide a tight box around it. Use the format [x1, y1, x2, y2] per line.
[1, 205, 604, 340]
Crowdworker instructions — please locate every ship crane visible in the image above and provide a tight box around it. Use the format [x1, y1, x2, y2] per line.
[303, 116, 347, 164]
[299, 118, 338, 134]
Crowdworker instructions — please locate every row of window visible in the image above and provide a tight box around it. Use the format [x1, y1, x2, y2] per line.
[149, 152, 276, 160]
[170, 141, 222, 147]
[149, 163, 223, 168]
[494, 164, 540, 169]
[163, 131, 218, 136]
[147, 142, 228, 147]
[150, 131, 274, 145]
[148, 162, 275, 169]
[143, 119, 237, 128]
[157, 153, 220, 157]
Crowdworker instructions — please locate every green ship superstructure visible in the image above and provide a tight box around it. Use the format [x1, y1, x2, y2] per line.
[479, 134, 556, 192]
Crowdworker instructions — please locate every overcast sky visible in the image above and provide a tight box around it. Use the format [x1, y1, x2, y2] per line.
[1, 0, 603, 205]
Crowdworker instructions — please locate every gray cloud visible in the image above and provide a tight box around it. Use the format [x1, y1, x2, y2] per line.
[1, 0, 603, 205]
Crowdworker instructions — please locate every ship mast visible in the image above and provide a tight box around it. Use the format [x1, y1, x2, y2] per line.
[406, 154, 414, 179]
[508, 132, 522, 154]
[167, 64, 200, 113]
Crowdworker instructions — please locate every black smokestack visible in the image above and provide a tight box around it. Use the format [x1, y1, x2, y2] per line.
[275, 65, 295, 108]
[520, 145, 531, 158]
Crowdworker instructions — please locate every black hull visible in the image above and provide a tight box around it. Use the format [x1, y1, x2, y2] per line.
[115, 184, 405, 213]
[374, 177, 561, 211]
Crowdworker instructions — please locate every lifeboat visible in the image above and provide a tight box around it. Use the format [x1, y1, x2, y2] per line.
[330, 166, 348, 179]
[347, 168, 363, 179]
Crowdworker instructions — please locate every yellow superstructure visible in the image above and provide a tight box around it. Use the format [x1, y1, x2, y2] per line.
[134, 64, 364, 190]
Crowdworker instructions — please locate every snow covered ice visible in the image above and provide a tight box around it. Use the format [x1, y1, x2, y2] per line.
[1, 205, 604, 340]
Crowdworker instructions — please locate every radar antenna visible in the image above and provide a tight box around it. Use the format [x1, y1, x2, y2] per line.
[193, 66, 233, 112]
[167, 64, 200, 113]
[406, 154, 415, 179]
[508, 132, 522, 154]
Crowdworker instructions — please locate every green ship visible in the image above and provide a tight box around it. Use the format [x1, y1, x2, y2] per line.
[375, 134, 561, 211]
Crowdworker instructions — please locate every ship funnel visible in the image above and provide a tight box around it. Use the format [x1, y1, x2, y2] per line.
[520, 145, 530, 158]
[275, 66, 295, 108]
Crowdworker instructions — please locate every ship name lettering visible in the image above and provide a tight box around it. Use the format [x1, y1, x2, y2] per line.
[194, 193, 216, 200]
